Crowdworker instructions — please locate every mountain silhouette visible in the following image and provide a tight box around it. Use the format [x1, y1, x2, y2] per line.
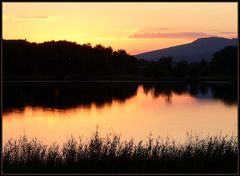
[135, 37, 238, 62]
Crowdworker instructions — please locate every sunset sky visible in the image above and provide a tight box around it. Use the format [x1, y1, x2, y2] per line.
[3, 2, 237, 55]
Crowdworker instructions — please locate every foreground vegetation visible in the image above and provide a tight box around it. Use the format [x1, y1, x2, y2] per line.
[3, 131, 238, 173]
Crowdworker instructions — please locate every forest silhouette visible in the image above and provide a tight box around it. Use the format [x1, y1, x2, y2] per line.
[3, 39, 237, 81]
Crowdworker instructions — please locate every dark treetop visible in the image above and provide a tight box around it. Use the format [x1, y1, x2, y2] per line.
[3, 39, 237, 81]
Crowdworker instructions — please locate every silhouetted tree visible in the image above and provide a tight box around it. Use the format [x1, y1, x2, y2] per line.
[173, 60, 189, 78]
[3, 39, 237, 81]
[3, 39, 138, 80]
[156, 56, 173, 77]
[210, 46, 237, 77]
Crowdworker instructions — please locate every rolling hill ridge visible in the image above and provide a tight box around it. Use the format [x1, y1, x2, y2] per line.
[135, 37, 238, 62]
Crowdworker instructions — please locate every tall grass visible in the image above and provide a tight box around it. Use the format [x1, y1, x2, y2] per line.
[2, 130, 238, 173]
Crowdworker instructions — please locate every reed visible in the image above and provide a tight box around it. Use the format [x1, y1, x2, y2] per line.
[2, 130, 238, 173]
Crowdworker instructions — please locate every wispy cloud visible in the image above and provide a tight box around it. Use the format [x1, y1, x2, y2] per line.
[122, 27, 170, 33]
[219, 32, 237, 35]
[12, 15, 61, 21]
[143, 27, 171, 31]
[129, 32, 215, 39]
[96, 36, 130, 41]
[3, 15, 11, 21]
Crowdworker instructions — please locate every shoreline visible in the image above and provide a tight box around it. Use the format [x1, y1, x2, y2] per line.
[3, 79, 236, 84]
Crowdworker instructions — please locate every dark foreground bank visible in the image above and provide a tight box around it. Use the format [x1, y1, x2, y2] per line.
[2, 130, 238, 173]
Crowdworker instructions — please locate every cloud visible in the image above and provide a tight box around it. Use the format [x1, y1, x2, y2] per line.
[12, 16, 61, 21]
[122, 27, 171, 33]
[219, 32, 237, 34]
[129, 32, 215, 39]
[3, 15, 11, 20]
[144, 27, 171, 31]
[96, 37, 129, 41]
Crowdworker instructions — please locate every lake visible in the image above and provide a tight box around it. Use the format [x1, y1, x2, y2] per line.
[2, 82, 237, 145]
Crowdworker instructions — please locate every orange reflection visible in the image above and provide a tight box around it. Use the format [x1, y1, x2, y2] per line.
[3, 86, 237, 145]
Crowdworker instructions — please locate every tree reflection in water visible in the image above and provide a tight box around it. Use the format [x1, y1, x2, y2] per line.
[3, 82, 237, 114]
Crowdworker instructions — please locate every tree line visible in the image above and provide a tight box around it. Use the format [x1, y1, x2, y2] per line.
[3, 39, 237, 81]
[138, 46, 237, 80]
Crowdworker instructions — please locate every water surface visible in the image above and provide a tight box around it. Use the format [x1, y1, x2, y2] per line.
[3, 82, 237, 145]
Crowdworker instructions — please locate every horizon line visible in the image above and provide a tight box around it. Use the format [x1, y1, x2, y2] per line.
[3, 36, 238, 55]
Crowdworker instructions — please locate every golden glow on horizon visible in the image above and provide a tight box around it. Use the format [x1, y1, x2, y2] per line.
[3, 3, 237, 54]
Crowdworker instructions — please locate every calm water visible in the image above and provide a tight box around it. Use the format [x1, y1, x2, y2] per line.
[2, 82, 238, 145]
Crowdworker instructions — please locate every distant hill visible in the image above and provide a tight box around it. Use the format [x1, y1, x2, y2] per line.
[135, 37, 238, 63]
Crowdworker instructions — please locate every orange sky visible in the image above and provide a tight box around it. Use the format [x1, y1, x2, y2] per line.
[3, 2, 238, 54]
